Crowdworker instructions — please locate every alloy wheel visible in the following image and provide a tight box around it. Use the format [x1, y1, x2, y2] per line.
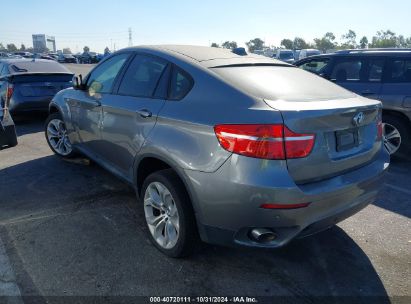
[46, 119, 73, 156]
[144, 182, 180, 249]
[383, 123, 402, 155]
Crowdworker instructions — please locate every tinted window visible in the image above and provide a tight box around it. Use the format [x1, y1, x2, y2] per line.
[299, 58, 330, 74]
[279, 51, 294, 60]
[169, 67, 193, 100]
[87, 53, 129, 94]
[331, 58, 363, 82]
[153, 64, 171, 99]
[368, 59, 384, 82]
[387, 58, 411, 83]
[212, 66, 354, 102]
[118, 55, 167, 97]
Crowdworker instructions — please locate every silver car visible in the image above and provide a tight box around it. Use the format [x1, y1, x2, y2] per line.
[45, 45, 389, 257]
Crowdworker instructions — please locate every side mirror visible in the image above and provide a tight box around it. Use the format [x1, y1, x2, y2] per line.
[73, 74, 85, 90]
[73, 76, 79, 89]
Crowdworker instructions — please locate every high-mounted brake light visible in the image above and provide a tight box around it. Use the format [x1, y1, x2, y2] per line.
[214, 124, 315, 160]
[4, 84, 14, 108]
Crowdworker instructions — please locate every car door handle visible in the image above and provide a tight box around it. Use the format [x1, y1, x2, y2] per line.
[82, 99, 101, 107]
[136, 109, 152, 118]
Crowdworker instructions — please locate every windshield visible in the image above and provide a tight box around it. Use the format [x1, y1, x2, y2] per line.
[212, 66, 355, 102]
[279, 52, 294, 59]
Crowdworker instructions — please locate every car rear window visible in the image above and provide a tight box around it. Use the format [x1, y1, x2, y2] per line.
[212, 66, 355, 102]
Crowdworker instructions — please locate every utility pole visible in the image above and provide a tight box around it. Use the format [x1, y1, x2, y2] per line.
[128, 27, 133, 47]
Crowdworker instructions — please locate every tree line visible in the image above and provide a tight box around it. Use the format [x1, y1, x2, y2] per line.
[211, 29, 411, 53]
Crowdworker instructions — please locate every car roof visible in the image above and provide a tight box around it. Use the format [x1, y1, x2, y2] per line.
[120, 45, 291, 68]
[0, 58, 72, 74]
[296, 49, 411, 61]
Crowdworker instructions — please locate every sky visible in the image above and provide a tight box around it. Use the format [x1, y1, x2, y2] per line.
[1, 0, 410, 53]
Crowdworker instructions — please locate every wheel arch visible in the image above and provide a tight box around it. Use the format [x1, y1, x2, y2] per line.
[49, 103, 61, 115]
[133, 153, 207, 239]
[382, 109, 411, 126]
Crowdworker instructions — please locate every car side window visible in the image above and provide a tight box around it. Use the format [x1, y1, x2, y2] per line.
[168, 67, 193, 100]
[367, 59, 384, 82]
[330, 58, 364, 82]
[86, 53, 129, 94]
[299, 58, 330, 74]
[118, 55, 167, 98]
[387, 58, 411, 83]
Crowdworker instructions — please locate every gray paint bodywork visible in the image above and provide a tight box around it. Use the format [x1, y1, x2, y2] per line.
[50, 45, 390, 248]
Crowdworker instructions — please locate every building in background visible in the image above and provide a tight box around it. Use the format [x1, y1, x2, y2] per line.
[32, 34, 56, 52]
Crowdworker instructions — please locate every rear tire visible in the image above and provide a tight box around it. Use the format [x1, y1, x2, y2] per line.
[45, 112, 76, 158]
[383, 114, 410, 159]
[141, 169, 199, 258]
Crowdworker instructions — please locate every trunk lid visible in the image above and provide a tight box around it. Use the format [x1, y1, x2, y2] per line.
[264, 97, 382, 184]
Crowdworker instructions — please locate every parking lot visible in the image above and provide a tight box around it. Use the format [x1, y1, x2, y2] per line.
[0, 64, 410, 303]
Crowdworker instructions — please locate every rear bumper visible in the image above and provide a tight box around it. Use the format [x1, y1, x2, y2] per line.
[9, 97, 51, 114]
[185, 148, 390, 248]
[0, 111, 17, 149]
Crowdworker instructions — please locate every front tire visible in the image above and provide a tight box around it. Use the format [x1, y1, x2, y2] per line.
[141, 169, 199, 258]
[45, 112, 76, 158]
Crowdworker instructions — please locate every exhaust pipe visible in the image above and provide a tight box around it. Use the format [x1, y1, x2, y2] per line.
[250, 228, 277, 243]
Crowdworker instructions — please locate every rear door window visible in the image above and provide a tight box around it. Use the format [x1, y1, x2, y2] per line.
[387, 58, 411, 83]
[330, 57, 364, 82]
[118, 55, 168, 98]
[367, 59, 385, 82]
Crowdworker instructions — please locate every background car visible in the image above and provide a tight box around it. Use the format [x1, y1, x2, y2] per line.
[13, 51, 33, 58]
[79, 51, 99, 64]
[295, 49, 411, 158]
[45, 45, 388, 257]
[58, 54, 77, 63]
[298, 48, 321, 60]
[0, 58, 74, 115]
[274, 49, 295, 63]
[294, 49, 301, 61]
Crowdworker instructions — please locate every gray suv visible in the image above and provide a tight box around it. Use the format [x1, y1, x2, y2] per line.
[295, 49, 411, 157]
[45, 46, 389, 257]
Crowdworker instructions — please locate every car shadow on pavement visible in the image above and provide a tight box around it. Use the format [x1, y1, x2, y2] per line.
[0, 156, 389, 302]
[14, 115, 46, 136]
[374, 157, 411, 219]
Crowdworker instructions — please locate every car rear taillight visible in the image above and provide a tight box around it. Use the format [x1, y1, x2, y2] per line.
[214, 124, 315, 160]
[5, 84, 14, 108]
[6, 85, 13, 100]
[283, 127, 315, 158]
